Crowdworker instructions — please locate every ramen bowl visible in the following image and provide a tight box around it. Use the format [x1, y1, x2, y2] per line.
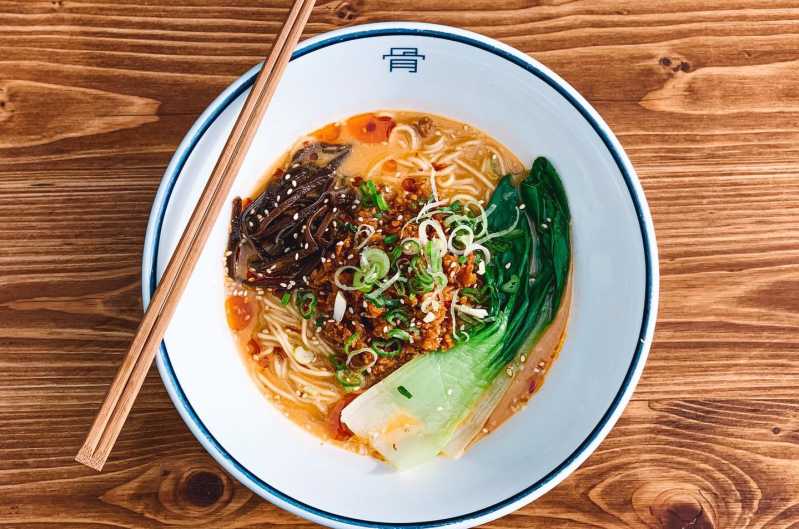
[142, 22, 658, 529]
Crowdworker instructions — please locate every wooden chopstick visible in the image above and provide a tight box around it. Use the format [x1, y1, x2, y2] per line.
[75, 0, 317, 471]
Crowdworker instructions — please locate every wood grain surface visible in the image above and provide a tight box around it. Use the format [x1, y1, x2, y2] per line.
[1, 1, 797, 528]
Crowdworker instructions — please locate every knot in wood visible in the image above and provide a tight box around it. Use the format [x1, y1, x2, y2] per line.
[180, 470, 225, 507]
[650, 489, 716, 529]
[334, 0, 364, 23]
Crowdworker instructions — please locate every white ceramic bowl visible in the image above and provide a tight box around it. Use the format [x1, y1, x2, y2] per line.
[142, 22, 658, 529]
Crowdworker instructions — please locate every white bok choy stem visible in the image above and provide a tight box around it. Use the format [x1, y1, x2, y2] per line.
[340, 313, 509, 470]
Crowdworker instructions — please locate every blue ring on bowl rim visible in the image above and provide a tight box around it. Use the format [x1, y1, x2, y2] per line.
[144, 25, 657, 528]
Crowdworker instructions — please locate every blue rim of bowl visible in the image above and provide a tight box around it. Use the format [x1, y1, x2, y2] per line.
[143, 24, 657, 529]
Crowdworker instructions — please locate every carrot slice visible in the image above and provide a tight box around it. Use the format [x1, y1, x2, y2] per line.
[327, 393, 359, 440]
[346, 113, 395, 143]
[225, 296, 254, 331]
[382, 159, 398, 172]
[313, 122, 341, 142]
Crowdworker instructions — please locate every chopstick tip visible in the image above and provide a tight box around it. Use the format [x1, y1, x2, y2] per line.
[75, 446, 106, 471]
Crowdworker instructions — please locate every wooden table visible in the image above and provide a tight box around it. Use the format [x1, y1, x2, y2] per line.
[2, 1, 798, 527]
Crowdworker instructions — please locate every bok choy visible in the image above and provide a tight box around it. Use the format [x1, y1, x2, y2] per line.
[341, 157, 571, 469]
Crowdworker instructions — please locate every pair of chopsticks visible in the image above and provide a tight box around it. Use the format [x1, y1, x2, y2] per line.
[75, 0, 317, 471]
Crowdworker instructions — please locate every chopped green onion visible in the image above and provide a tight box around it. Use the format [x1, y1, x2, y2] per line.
[411, 274, 435, 293]
[386, 308, 410, 326]
[360, 180, 377, 200]
[352, 270, 372, 293]
[336, 369, 365, 390]
[366, 294, 386, 307]
[296, 291, 317, 319]
[388, 328, 412, 342]
[383, 297, 402, 309]
[359, 180, 390, 211]
[397, 385, 413, 399]
[372, 338, 402, 357]
[384, 234, 399, 245]
[393, 279, 408, 297]
[344, 332, 360, 355]
[280, 292, 291, 305]
[328, 354, 345, 370]
[389, 246, 402, 263]
[461, 287, 485, 303]
[458, 255, 467, 265]
[360, 247, 390, 280]
[375, 193, 390, 212]
[401, 239, 422, 255]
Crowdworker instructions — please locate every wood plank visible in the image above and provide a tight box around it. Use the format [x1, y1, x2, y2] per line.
[1, 399, 797, 527]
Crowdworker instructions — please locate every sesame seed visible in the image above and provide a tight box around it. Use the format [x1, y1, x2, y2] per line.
[505, 262, 511, 269]
[292, 181, 297, 187]
[447, 388, 453, 396]
[287, 189, 293, 195]
[332, 207, 338, 213]
[519, 204, 526, 210]
[279, 283, 287, 288]
[276, 195, 281, 201]
[292, 213, 299, 220]
[293, 233, 298, 239]
[294, 253, 299, 260]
